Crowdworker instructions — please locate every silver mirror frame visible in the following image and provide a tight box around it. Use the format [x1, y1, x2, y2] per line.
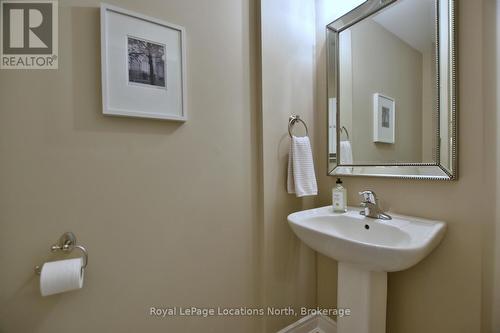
[326, 0, 457, 180]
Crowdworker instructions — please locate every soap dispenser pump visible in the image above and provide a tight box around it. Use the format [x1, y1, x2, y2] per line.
[332, 178, 347, 213]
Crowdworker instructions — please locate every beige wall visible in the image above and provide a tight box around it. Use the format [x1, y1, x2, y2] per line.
[0, 1, 263, 332]
[0, 1, 321, 332]
[492, 1, 500, 329]
[482, 0, 499, 331]
[316, 1, 493, 332]
[347, 19, 423, 163]
[260, 0, 317, 331]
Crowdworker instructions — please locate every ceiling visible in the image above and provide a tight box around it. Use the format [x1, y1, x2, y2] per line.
[372, 0, 435, 53]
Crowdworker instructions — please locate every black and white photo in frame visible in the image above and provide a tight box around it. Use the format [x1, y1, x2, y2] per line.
[101, 4, 187, 121]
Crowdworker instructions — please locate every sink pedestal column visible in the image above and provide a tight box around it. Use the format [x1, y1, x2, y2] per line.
[337, 262, 387, 333]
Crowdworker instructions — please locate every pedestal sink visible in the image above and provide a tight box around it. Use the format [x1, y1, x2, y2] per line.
[287, 206, 446, 333]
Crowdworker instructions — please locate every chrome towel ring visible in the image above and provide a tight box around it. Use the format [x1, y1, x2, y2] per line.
[288, 115, 309, 138]
[341, 126, 350, 140]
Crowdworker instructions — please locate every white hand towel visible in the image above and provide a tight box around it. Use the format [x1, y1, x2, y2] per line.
[337, 140, 354, 175]
[287, 136, 318, 197]
[340, 141, 353, 164]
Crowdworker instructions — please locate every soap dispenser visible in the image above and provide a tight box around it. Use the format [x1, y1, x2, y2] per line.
[332, 178, 347, 213]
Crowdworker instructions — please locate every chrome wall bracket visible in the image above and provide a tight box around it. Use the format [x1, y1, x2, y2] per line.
[35, 232, 88, 275]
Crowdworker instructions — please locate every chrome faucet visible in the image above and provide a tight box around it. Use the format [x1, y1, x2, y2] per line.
[359, 190, 392, 220]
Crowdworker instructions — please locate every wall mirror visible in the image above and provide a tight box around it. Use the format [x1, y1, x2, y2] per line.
[326, 0, 457, 180]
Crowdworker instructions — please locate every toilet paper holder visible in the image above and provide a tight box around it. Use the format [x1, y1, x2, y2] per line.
[35, 232, 88, 275]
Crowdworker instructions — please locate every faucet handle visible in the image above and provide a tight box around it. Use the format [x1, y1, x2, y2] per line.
[359, 190, 377, 204]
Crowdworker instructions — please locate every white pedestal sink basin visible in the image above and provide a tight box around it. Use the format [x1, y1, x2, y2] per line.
[288, 206, 446, 333]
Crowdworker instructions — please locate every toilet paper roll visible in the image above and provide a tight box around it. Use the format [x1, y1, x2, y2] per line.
[40, 258, 84, 297]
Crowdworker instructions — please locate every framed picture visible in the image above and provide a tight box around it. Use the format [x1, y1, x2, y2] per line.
[373, 93, 395, 144]
[101, 4, 187, 121]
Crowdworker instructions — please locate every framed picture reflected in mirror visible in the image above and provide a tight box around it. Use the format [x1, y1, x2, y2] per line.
[373, 93, 395, 144]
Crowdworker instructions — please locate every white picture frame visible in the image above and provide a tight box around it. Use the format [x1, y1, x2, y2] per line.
[373, 93, 395, 143]
[101, 4, 187, 121]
